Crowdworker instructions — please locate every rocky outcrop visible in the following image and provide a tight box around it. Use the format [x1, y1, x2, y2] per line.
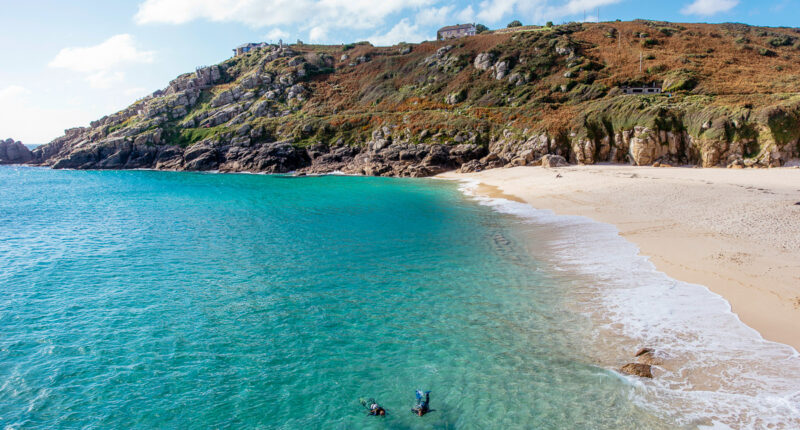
[474, 52, 494, 71]
[27, 24, 800, 176]
[619, 347, 666, 378]
[0, 139, 33, 164]
[634, 348, 665, 366]
[32, 124, 487, 177]
[620, 363, 653, 378]
[541, 154, 569, 168]
[335, 141, 485, 177]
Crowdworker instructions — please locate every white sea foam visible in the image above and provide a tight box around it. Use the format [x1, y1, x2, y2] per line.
[455, 179, 800, 429]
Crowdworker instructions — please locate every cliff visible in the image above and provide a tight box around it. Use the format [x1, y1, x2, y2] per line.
[0, 139, 33, 164]
[31, 21, 800, 175]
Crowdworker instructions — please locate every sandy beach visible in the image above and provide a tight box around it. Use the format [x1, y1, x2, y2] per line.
[440, 165, 800, 351]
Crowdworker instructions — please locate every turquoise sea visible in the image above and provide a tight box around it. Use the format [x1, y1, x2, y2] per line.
[1, 166, 798, 429]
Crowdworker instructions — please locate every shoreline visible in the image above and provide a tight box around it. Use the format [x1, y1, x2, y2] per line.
[440, 165, 800, 352]
[8, 163, 800, 351]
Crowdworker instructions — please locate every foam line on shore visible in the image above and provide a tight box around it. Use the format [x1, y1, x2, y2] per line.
[454, 178, 800, 428]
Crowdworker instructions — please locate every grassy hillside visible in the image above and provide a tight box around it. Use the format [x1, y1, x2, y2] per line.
[36, 20, 800, 172]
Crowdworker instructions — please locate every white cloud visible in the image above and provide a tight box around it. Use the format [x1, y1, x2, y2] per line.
[456, 5, 476, 22]
[49, 34, 155, 89]
[49, 34, 154, 73]
[124, 87, 150, 97]
[550, 0, 623, 16]
[0, 85, 31, 100]
[135, 0, 436, 42]
[0, 86, 95, 143]
[86, 71, 126, 89]
[264, 28, 289, 42]
[136, 0, 434, 29]
[416, 6, 455, 27]
[477, 0, 521, 22]
[681, 0, 739, 15]
[368, 19, 429, 46]
[472, 0, 621, 25]
[309, 26, 328, 42]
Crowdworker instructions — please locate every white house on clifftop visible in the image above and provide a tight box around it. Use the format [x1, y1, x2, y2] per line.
[233, 42, 269, 56]
[437, 24, 477, 40]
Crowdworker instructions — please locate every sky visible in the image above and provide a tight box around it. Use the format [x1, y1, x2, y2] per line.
[0, 0, 797, 143]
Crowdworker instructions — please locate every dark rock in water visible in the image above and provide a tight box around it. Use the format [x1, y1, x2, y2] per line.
[0, 138, 33, 164]
[620, 363, 653, 378]
[634, 348, 664, 366]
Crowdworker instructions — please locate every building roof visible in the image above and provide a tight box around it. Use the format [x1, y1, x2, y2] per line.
[438, 24, 475, 33]
[236, 42, 266, 49]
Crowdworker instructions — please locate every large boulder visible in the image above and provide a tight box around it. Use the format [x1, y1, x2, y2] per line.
[541, 154, 569, 168]
[0, 139, 33, 164]
[571, 138, 595, 164]
[458, 159, 485, 173]
[474, 53, 494, 71]
[620, 363, 653, 378]
[628, 127, 664, 166]
[183, 141, 220, 170]
[449, 143, 486, 164]
[209, 90, 235, 108]
[493, 61, 509, 80]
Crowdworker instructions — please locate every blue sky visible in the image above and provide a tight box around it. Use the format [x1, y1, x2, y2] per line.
[0, 0, 797, 143]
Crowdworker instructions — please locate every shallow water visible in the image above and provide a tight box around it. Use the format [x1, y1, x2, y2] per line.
[461, 180, 800, 429]
[4, 167, 800, 429]
[0, 167, 678, 429]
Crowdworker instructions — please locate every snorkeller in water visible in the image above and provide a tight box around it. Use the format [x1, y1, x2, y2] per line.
[411, 390, 431, 416]
[360, 398, 386, 416]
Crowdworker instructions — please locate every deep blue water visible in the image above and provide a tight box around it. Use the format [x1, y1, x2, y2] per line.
[0, 166, 672, 429]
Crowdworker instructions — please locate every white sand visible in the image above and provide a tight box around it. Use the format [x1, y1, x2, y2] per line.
[440, 165, 800, 350]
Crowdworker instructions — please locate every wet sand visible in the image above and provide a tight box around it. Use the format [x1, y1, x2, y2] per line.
[440, 165, 800, 351]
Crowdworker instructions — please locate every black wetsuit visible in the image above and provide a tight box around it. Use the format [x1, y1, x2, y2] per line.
[413, 391, 430, 416]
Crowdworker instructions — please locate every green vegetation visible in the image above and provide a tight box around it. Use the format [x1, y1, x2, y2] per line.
[162, 125, 230, 147]
[662, 70, 698, 92]
[641, 38, 659, 48]
[759, 48, 777, 57]
[73, 20, 800, 170]
[763, 103, 800, 145]
[768, 35, 795, 47]
[507, 20, 522, 28]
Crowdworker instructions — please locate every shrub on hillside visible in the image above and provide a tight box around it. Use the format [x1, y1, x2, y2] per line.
[759, 48, 777, 57]
[641, 38, 659, 48]
[507, 20, 522, 28]
[769, 35, 795, 47]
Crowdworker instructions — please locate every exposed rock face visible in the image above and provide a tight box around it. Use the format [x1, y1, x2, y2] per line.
[541, 154, 569, 168]
[0, 139, 33, 164]
[473, 52, 494, 71]
[27, 25, 800, 176]
[32, 126, 487, 177]
[620, 363, 653, 378]
[331, 141, 485, 177]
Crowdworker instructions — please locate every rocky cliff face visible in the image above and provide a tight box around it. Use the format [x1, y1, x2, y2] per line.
[30, 21, 800, 175]
[0, 139, 33, 164]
